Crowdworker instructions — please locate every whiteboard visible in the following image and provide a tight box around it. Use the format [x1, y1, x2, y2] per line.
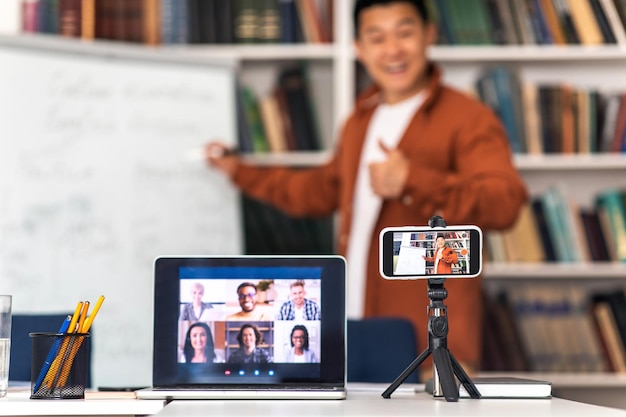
[395, 246, 426, 275]
[0, 39, 242, 386]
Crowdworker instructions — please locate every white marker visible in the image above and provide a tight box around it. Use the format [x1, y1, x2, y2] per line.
[183, 148, 205, 161]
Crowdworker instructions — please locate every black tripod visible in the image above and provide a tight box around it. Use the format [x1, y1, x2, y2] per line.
[382, 216, 480, 402]
[382, 278, 480, 402]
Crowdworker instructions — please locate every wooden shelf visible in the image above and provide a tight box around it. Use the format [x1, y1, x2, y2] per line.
[0, 32, 236, 66]
[430, 45, 626, 62]
[240, 151, 332, 166]
[174, 43, 337, 61]
[1, 33, 339, 61]
[339, 45, 626, 62]
[236, 152, 626, 169]
[485, 262, 626, 279]
[514, 154, 626, 170]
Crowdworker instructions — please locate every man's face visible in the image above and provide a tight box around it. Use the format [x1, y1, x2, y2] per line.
[436, 237, 445, 248]
[237, 285, 257, 312]
[241, 327, 256, 349]
[292, 329, 305, 349]
[290, 285, 305, 307]
[354, 2, 435, 104]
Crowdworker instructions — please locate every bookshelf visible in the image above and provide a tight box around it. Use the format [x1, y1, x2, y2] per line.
[452, 46, 626, 393]
[418, 0, 626, 395]
[5, 0, 626, 394]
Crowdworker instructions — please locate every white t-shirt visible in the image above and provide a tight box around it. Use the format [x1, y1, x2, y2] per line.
[294, 306, 304, 322]
[434, 247, 443, 273]
[345, 92, 426, 319]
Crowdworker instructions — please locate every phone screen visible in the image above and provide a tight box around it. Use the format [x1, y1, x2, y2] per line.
[379, 226, 482, 279]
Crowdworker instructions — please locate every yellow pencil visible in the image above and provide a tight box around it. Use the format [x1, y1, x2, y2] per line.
[77, 301, 90, 334]
[68, 301, 83, 333]
[81, 295, 105, 333]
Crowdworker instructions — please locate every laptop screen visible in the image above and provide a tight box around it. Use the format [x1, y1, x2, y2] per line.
[152, 256, 346, 387]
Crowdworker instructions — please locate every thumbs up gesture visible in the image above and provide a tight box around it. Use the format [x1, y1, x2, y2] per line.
[368, 140, 409, 199]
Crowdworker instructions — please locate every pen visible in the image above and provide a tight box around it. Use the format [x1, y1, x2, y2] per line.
[32, 315, 71, 393]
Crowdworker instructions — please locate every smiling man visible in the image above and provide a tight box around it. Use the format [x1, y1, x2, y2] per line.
[277, 281, 321, 321]
[227, 282, 272, 321]
[207, 0, 527, 376]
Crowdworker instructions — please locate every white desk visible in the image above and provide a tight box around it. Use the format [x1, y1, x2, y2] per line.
[155, 388, 626, 417]
[2, 385, 626, 417]
[0, 392, 165, 417]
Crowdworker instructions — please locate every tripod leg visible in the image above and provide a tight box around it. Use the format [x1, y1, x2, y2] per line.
[449, 351, 481, 399]
[432, 347, 459, 402]
[382, 347, 430, 398]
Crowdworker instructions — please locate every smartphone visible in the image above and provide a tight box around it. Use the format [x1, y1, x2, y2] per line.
[379, 225, 483, 279]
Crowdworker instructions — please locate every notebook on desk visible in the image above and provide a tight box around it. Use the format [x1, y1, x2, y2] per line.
[136, 255, 347, 400]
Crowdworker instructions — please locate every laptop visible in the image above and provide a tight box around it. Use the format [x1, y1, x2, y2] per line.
[136, 255, 347, 400]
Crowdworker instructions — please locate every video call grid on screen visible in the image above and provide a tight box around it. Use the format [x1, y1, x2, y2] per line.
[392, 230, 471, 276]
[177, 266, 322, 369]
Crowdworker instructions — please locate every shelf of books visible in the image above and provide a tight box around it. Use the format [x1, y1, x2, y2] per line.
[16, 0, 336, 46]
[485, 185, 626, 264]
[482, 281, 626, 376]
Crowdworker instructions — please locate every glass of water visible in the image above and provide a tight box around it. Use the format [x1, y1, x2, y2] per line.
[0, 295, 11, 398]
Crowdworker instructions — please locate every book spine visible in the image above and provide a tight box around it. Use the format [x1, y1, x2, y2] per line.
[159, 0, 175, 43]
[552, 0, 581, 44]
[257, 0, 280, 43]
[142, 0, 160, 45]
[234, 0, 258, 43]
[278, 65, 321, 151]
[215, 0, 234, 43]
[596, 190, 626, 262]
[589, 0, 618, 43]
[565, 0, 604, 44]
[484, 0, 509, 44]
[81, 0, 95, 40]
[36, 0, 48, 32]
[538, 0, 567, 44]
[599, 0, 626, 45]
[527, 0, 554, 44]
[59, 0, 82, 37]
[187, 0, 201, 43]
[240, 86, 270, 153]
[22, 0, 39, 33]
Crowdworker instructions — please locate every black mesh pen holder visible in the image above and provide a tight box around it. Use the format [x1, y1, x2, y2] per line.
[29, 332, 90, 399]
